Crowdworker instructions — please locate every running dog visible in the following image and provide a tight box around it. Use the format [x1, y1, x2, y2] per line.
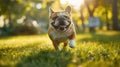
[48, 6, 76, 50]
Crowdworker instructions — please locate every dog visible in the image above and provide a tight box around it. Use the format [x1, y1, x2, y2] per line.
[48, 6, 76, 50]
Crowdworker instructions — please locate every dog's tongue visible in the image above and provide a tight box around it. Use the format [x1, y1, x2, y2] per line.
[59, 26, 66, 31]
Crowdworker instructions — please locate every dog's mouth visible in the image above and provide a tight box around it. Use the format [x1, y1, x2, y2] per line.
[51, 22, 71, 31]
[59, 25, 67, 31]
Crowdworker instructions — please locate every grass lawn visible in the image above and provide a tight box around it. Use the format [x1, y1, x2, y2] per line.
[0, 31, 120, 67]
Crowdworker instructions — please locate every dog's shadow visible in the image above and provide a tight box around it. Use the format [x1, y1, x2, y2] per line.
[16, 49, 74, 67]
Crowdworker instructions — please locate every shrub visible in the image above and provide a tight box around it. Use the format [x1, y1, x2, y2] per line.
[10, 22, 40, 35]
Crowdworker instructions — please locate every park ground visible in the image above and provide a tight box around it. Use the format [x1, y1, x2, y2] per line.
[0, 31, 120, 67]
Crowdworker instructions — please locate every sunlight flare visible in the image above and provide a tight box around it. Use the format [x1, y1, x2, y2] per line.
[60, 0, 84, 10]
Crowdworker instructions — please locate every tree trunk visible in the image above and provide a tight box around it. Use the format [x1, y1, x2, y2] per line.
[87, 8, 95, 32]
[105, 9, 110, 30]
[85, 2, 95, 32]
[8, 13, 13, 28]
[80, 9, 85, 31]
[112, 0, 119, 30]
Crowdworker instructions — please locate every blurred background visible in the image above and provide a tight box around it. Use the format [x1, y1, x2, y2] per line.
[0, 0, 120, 35]
[0, 0, 120, 67]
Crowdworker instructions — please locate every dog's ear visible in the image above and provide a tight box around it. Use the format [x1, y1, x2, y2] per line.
[49, 7, 54, 16]
[65, 6, 71, 14]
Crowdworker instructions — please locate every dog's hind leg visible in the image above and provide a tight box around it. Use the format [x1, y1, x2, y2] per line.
[63, 40, 68, 48]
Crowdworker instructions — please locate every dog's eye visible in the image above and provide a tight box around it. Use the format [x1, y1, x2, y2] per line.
[53, 16, 58, 20]
[64, 16, 69, 19]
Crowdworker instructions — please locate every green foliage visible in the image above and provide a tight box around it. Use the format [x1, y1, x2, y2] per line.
[0, 31, 120, 67]
[0, 0, 25, 16]
[0, 0, 56, 35]
[1, 23, 40, 35]
[10, 24, 40, 35]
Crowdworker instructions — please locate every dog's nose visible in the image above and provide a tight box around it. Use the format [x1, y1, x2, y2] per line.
[57, 17, 66, 25]
[59, 21, 65, 25]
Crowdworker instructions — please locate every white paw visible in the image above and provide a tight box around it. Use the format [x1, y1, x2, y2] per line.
[69, 40, 75, 48]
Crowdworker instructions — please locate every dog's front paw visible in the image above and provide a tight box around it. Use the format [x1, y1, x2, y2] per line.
[69, 40, 75, 48]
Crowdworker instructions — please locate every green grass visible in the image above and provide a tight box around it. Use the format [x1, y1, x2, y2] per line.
[0, 31, 120, 67]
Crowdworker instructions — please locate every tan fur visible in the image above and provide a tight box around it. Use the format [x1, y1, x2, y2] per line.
[50, 12, 57, 19]
[48, 6, 76, 50]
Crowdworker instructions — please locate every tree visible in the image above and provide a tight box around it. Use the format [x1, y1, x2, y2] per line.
[112, 0, 119, 30]
[84, 0, 99, 32]
[80, 6, 85, 31]
[0, 0, 26, 28]
[101, 0, 112, 30]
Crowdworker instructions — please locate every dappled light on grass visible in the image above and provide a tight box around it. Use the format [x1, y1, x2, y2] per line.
[0, 35, 52, 49]
[0, 31, 120, 67]
[0, 34, 53, 67]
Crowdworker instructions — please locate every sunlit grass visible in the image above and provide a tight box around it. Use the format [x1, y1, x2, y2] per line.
[0, 31, 120, 67]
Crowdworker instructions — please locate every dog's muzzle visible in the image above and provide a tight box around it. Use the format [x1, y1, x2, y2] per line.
[51, 21, 71, 31]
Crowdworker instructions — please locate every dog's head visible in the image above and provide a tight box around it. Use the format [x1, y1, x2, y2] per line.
[49, 6, 72, 31]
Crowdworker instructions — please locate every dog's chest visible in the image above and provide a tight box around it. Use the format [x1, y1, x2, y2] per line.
[51, 29, 72, 42]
